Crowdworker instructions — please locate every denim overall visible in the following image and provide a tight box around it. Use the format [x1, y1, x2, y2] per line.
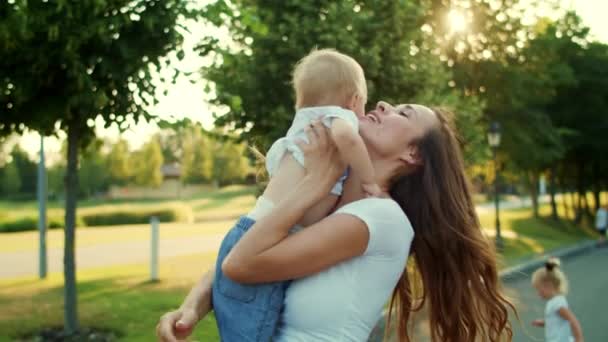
[212, 216, 288, 342]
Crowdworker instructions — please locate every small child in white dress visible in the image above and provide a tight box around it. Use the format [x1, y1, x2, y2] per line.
[256, 49, 381, 226]
[531, 258, 584, 342]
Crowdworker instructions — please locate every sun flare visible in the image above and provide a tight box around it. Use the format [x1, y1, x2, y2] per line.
[448, 10, 467, 34]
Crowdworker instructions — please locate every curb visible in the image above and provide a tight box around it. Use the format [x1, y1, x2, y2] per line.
[499, 239, 597, 281]
[368, 239, 597, 342]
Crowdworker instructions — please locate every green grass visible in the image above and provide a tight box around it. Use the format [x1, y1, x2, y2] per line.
[0, 189, 595, 341]
[479, 202, 594, 266]
[0, 253, 220, 342]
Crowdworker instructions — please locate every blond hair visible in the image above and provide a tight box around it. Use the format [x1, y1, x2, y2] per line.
[292, 49, 366, 109]
[532, 257, 569, 294]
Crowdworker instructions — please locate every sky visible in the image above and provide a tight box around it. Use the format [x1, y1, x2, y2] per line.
[12, 0, 608, 164]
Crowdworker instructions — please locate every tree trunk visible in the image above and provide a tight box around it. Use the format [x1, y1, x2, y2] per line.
[530, 171, 539, 218]
[549, 166, 558, 220]
[574, 162, 585, 224]
[64, 122, 80, 334]
[592, 162, 601, 212]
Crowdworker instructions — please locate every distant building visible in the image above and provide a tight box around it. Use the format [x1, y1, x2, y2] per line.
[161, 162, 181, 181]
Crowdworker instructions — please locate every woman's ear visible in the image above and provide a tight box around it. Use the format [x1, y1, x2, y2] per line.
[400, 145, 423, 166]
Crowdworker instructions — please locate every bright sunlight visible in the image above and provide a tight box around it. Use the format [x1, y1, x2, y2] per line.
[448, 9, 467, 34]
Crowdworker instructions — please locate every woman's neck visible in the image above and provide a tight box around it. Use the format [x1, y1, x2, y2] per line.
[336, 165, 391, 209]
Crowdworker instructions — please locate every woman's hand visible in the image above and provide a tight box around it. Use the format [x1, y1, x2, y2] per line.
[156, 307, 200, 342]
[297, 120, 347, 201]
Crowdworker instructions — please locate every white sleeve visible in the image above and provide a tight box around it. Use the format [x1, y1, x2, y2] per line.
[334, 198, 414, 257]
[322, 108, 359, 131]
[549, 296, 569, 313]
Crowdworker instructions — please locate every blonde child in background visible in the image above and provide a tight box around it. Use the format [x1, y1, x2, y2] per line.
[212, 49, 381, 341]
[531, 257, 584, 342]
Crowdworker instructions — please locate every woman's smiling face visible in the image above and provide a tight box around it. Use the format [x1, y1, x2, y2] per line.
[359, 101, 438, 163]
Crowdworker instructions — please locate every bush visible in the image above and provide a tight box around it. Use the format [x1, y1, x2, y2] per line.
[80, 207, 187, 227]
[0, 206, 187, 233]
[0, 216, 66, 233]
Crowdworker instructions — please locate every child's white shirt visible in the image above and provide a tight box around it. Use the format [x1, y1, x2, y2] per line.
[265, 106, 358, 196]
[545, 295, 574, 342]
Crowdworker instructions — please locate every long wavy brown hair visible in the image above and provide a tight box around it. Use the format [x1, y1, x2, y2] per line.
[386, 107, 516, 341]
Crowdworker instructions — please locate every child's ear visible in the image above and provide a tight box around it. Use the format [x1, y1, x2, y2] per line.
[346, 94, 359, 111]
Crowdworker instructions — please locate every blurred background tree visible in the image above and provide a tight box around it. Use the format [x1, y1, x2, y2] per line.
[0, 0, 199, 334]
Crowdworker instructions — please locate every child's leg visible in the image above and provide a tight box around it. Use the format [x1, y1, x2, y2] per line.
[213, 217, 288, 341]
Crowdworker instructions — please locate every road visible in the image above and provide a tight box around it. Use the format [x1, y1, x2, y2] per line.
[508, 246, 608, 342]
[369, 246, 607, 342]
[0, 221, 233, 279]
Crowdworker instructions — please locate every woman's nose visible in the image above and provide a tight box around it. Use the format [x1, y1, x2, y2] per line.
[376, 101, 392, 114]
[377, 101, 388, 113]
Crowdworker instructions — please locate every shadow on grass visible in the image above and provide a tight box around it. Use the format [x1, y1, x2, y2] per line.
[502, 215, 592, 265]
[0, 276, 219, 342]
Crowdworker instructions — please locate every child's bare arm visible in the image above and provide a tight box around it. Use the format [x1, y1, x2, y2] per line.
[559, 307, 583, 341]
[531, 319, 545, 327]
[330, 118, 379, 194]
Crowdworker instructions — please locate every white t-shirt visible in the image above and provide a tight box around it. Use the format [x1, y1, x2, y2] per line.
[545, 295, 574, 342]
[274, 198, 414, 342]
[265, 106, 359, 195]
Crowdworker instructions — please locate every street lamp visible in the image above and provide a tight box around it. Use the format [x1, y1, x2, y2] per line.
[488, 122, 503, 251]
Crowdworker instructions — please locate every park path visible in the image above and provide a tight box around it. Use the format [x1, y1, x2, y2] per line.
[0, 196, 551, 280]
[0, 223, 230, 279]
[373, 246, 608, 341]
[508, 246, 608, 342]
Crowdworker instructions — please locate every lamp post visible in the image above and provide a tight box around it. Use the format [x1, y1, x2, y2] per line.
[38, 134, 47, 278]
[488, 122, 503, 251]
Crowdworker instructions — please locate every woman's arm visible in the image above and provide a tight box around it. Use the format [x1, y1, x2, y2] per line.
[558, 307, 583, 342]
[156, 267, 214, 342]
[222, 121, 370, 283]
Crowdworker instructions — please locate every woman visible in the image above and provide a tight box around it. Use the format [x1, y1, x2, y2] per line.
[157, 102, 515, 342]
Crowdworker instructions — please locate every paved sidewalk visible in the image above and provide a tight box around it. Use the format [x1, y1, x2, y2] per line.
[0, 195, 562, 280]
[368, 240, 601, 342]
[1, 231, 226, 279]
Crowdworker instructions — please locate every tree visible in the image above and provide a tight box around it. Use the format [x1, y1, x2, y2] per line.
[79, 138, 109, 197]
[9, 145, 37, 195]
[199, 0, 485, 163]
[545, 14, 608, 221]
[132, 137, 164, 187]
[1, 160, 21, 195]
[0, 1, 198, 333]
[213, 137, 250, 186]
[107, 139, 131, 186]
[181, 125, 214, 184]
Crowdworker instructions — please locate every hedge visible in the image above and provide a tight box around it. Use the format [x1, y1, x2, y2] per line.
[80, 208, 184, 227]
[0, 216, 68, 233]
[0, 207, 187, 233]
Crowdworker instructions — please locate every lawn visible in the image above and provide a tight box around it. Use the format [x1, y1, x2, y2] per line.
[479, 203, 595, 266]
[0, 189, 596, 341]
[0, 253, 220, 342]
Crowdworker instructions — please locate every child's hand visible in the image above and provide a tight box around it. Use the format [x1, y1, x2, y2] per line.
[531, 319, 544, 327]
[362, 183, 383, 198]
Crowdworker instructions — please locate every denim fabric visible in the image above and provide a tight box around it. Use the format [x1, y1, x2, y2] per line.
[212, 216, 288, 342]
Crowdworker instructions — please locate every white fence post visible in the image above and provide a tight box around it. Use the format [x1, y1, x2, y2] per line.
[150, 216, 159, 281]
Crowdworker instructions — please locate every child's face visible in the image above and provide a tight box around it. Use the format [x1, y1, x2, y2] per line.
[350, 92, 367, 118]
[534, 281, 554, 299]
